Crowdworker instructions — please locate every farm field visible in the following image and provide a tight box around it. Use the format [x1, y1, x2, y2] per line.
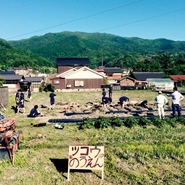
[1, 89, 185, 185]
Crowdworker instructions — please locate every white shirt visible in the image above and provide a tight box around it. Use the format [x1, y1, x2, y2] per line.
[155, 94, 168, 105]
[169, 91, 184, 105]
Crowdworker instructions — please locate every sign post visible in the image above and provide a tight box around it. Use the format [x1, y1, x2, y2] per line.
[68, 146, 104, 180]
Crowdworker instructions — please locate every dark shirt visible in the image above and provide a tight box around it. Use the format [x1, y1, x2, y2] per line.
[140, 100, 148, 108]
[16, 92, 24, 108]
[29, 108, 40, 117]
[49, 92, 56, 105]
[109, 86, 113, 94]
[119, 96, 129, 102]
[102, 97, 110, 104]
[28, 89, 31, 98]
[102, 91, 106, 98]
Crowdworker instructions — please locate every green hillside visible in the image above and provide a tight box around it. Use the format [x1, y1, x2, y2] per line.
[0, 31, 185, 74]
[0, 38, 53, 70]
[9, 32, 185, 73]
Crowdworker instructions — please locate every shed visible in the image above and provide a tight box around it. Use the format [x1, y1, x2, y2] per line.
[147, 78, 174, 91]
[131, 72, 166, 81]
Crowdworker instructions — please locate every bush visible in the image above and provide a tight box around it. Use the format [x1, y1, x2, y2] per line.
[110, 116, 123, 127]
[94, 116, 110, 129]
[123, 117, 139, 128]
[44, 83, 55, 92]
[39, 86, 43, 92]
[138, 117, 152, 127]
[152, 118, 165, 127]
[0, 77, 4, 86]
[79, 118, 95, 130]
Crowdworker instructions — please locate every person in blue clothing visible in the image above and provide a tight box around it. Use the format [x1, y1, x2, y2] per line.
[49, 90, 56, 110]
[27, 88, 32, 101]
[15, 89, 25, 114]
[108, 85, 113, 99]
[119, 96, 129, 108]
[102, 96, 111, 109]
[102, 88, 106, 102]
[28, 105, 42, 117]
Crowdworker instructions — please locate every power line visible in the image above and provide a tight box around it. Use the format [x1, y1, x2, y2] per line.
[98, 7, 185, 32]
[7, 0, 143, 40]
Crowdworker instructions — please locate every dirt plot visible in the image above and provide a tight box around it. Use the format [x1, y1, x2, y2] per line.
[8, 90, 185, 123]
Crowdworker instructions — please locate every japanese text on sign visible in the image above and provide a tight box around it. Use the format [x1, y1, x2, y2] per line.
[68, 146, 104, 170]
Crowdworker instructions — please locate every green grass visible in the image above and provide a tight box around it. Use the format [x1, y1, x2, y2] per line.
[1, 90, 185, 184]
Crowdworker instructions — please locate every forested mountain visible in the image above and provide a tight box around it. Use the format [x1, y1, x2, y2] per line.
[0, 38, 53, 70]
[1, 31, 185, 74]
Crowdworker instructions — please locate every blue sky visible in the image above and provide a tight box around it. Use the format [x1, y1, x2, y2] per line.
[1, 0, 185, 41]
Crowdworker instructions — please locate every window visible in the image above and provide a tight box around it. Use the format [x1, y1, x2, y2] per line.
[54, 80, 60, 85]
[75, 80, 84, 87]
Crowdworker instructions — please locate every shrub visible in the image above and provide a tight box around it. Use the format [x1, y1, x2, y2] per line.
[39, 86, 43, 92]
[94, 116, 110, 129]
[44, 83, 55, 92]
[110, 116, 123, 127]
[123, 117, 139, 128]
[0, 77, 4, 86]
[152, 118, 165, 127]
[138, 117, 152, 127]
[79, 117, 95, 129]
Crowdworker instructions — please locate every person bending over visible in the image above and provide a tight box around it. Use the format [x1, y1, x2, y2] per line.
[119, 96, 129, 108]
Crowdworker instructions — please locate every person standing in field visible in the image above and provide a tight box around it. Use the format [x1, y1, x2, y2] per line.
[15, 89, 25, 114]
[167, 87, 184, 117]
[27, 88, 32, 101]
[109, 85, 113, 98]
[155, 91, 168, 119]
[102, 88, 106, 102]
[49, 90, 56, 110]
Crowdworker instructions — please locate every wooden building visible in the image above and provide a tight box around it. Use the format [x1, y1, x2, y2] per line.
[56, 58, 91, 74]
[50, 66, 105, 91]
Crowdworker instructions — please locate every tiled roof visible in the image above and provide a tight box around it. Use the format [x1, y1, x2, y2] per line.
[170, 75, 185, 81]
[25, 77, 43, 82]
[0, 75, 22, 80]
[0, 71, 15, 75]
[0, 75, 43, 82]
[104, 67, 123, 73]
[131, 72, 165, 81]
[55, 66, 105, 78]
[56, 58, 91, 66]
[119, 76, 136, 82]
[94, 68, 104, 72]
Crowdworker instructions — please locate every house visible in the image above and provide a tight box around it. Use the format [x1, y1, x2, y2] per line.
[130, 72, 166, 89]
[50, 66, 105, 91]
[131, 72, 166, 81]
[0, 75, 43, 92]
[56, 58, 91, 74]
[12, 67, 33, 75]
[118, 76, 136, 90]
[170, 75, 185, 87]
[104, 67, 123, 84]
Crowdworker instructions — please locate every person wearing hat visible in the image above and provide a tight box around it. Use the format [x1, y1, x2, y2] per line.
[155, 91, 168, 119]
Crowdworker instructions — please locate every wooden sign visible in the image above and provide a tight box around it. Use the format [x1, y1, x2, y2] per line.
[68, 146, 104, 180]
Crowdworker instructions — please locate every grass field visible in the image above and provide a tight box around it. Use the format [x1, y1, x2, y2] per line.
[1, 89, 185, 185]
